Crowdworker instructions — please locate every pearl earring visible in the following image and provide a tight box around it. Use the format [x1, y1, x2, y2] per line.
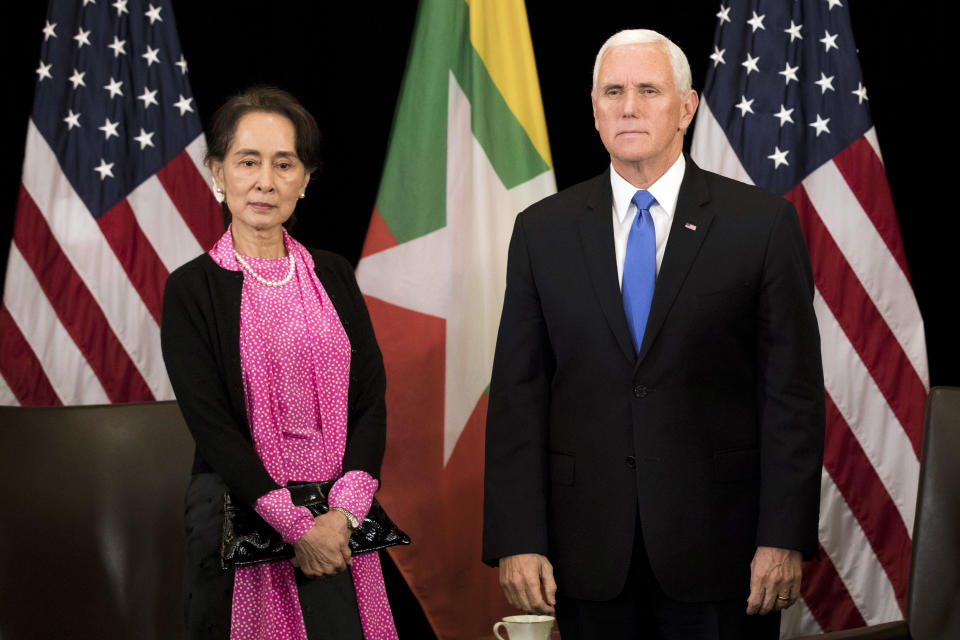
[299, 193, 305, 199]
[212, 178, 225, 204]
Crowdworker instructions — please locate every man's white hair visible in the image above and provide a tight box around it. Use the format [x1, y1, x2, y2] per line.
[592, 29, 692, 95]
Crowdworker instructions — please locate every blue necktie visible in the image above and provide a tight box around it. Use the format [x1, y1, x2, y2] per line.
[622, 190, 657, 353]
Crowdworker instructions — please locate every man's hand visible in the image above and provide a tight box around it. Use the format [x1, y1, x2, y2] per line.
[290, 511, 353, 578]
[746, 546, 802, 615]
[499, 553, 557, 615]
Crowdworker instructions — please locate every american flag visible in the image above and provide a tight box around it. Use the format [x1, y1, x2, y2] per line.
[691, 0, 928, 636]
[0, 0, 220, 406]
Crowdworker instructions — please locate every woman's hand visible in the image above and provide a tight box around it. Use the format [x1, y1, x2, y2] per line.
[290, 511, 353, 577]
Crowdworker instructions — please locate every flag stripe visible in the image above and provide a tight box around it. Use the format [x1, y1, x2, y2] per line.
[97, 199, 168, 324]
[823, 393, 910, 610]
[802, 160, 928, 390]
[690, 101, 756, 186]
[3, 245, 110, 405]
[832, 137, 911, 281]
[467, 0, 552, 168]
[155, 149, 223, 252]
[185, 133, 217, 196]
[126, 175, 204, 272]
[801, 545, 868, 631]
[788, 184, 925, 454]
[782, 598, 824, 638]
[0, 305, 60, 406]
[374, 0, 462, 242]
[814, 291, 919, 528]
[14, 187, 154, 403]
[864, 128, 884, 165]
[21, 120, 172, 400]
[819, 470, 902, 625]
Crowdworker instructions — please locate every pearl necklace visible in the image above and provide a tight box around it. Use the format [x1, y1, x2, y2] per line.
[233, 249, 295, 286]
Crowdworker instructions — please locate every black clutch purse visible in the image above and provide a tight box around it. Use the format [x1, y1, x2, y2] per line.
[220, 480, 411, 570]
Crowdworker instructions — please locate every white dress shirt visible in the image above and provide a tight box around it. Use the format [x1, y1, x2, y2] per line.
[611, 154, 687, 289]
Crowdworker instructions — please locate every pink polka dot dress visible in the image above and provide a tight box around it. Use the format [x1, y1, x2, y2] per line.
[208, 228, 398, 640]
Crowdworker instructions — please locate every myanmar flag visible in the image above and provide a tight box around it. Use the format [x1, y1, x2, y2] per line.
[356, 0, 555, 637]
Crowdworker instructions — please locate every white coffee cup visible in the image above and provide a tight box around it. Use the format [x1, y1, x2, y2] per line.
[492, 614, 555, 640]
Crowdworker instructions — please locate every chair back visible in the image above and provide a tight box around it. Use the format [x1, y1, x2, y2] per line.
[908, 386, 960, 640]
[0, 401, 193, 640]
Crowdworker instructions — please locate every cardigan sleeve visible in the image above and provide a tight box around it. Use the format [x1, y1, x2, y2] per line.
[161, 262, 282, 507]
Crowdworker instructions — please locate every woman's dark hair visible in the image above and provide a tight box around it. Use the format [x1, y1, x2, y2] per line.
[205, 85, 322, 174]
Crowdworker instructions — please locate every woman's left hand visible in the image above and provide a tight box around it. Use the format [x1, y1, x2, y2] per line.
[290, 512, 352, 577]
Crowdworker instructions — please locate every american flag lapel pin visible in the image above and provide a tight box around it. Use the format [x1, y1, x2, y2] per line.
[684, 222, 697, 231]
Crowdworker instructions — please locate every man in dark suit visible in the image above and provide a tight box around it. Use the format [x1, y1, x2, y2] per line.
[482, 29, 825, 639]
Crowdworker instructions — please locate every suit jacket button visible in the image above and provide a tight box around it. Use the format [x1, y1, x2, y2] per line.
[625, 456, 637, 468]
[633, 385, 647, 398]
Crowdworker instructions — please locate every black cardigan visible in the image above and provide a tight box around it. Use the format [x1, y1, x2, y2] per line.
[160, 249, 386, 507]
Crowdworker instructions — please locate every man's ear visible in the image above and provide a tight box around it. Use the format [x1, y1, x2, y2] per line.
[679, 89, 699, 131]
[591, 92, 600, 132]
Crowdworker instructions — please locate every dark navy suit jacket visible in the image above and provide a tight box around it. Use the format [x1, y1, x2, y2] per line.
[482, 157, 825, 603]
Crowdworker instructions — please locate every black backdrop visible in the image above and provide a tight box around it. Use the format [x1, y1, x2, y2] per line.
[1, 1, 953, 636]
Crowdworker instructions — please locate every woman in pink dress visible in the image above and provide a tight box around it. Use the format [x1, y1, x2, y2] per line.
[161, 87, 398, 640]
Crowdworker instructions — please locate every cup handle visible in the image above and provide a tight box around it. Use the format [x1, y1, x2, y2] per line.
[493, 621, 508, 640]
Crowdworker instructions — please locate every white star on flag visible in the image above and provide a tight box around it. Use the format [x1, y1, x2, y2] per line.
[73, 27, 91, 48]
[98, 118, 120, 140]
[112, 0, 128, 16]
[735, 95, 754, 116]
[104, 77, 123, 98]
[747, 11, 766, 32]
[852, 82, 869, 104]
[176, 55, 188, 74]
[815, 72, 836, 94]
[741, 53, 760, 75]
[42, 21, 57, 41]
[93, 158, 115, 180]
[820, 30, 839, 52]
[767, 146, 789, 168]
[133, 128, 155, 150]
[808, 114, 831, 137]
[774, 104, 794, 126]
[145, 4, 163, 23]
[717, 5, 731, 23]
[36, 61, 53, 82]
[142, 46, 160, 67]
[173, 94, 194, 115]
[779, 61, 799, 84]
[68, 69, 86, 89]
[63, 109, 81, 130]
[138, 87, 158, 108]
[784, 20, 803, 41]
[710, 46, 726, 67]
[108, 36, 126, 57]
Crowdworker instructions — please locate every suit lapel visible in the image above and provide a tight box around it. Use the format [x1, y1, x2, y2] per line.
[636, 158, 714, 364]
[577, 170, 636, 364]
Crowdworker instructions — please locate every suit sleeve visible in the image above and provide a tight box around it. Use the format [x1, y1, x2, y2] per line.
[482, 213, 554, 566]
[754, 200, 825, 558]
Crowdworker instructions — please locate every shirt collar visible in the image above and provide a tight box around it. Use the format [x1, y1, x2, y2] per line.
[611, 153, 687, 224]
